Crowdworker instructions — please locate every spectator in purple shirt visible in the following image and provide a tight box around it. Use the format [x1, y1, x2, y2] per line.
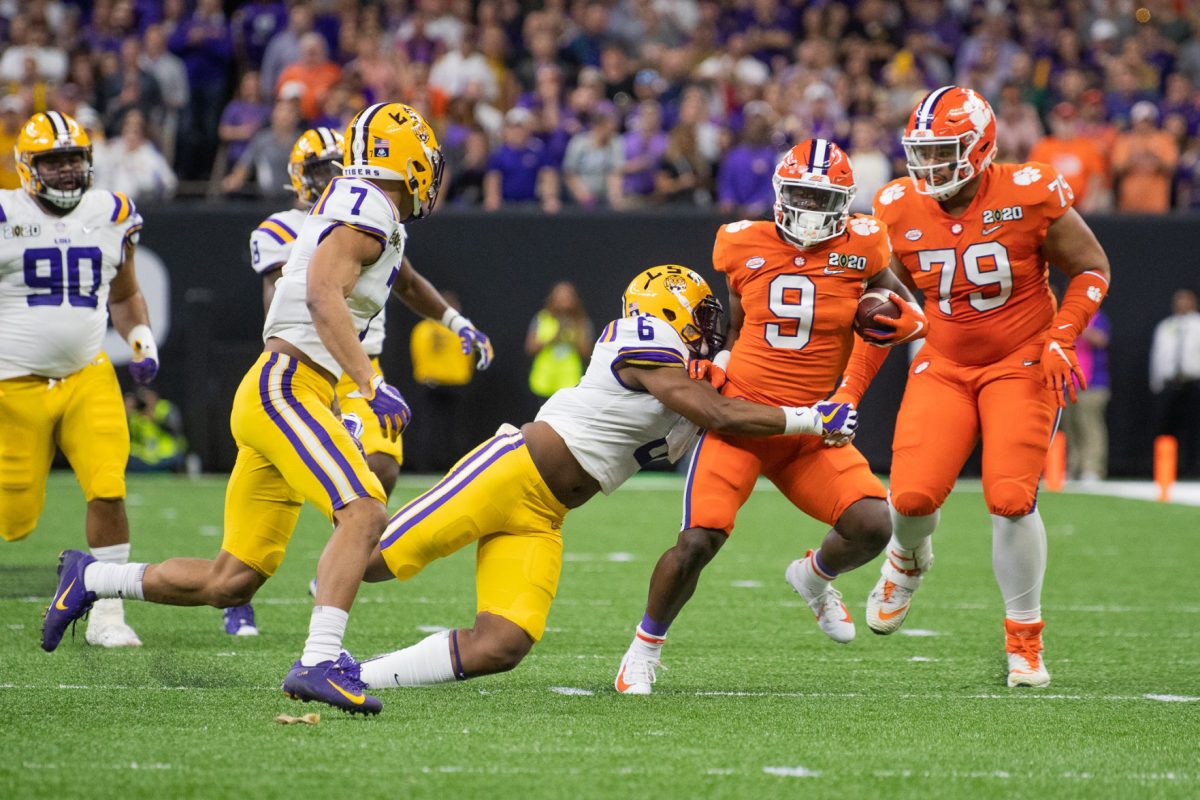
[218, 71, 270, 167]
[169, 0, 232, 179]
[717, 103, 778, 218]
[484, 107, 561, 213]
[621, 100, 668, 202]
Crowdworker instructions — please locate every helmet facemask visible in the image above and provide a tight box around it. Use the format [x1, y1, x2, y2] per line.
[773, 176, 854, 249]
[27, 147, 92, 210]
[406, 144, 444, 220]
[292, 154, 342, 205]
[903, 134, 980, 201]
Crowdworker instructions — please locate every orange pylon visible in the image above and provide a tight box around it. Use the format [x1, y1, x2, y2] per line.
[1155, 435, 1178, 502]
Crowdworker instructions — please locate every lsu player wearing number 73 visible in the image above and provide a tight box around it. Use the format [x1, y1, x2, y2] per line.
[0, 111, 158, 649]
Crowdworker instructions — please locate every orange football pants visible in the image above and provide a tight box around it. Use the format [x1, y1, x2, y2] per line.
[682, 431, 886, 533]
[889, 339, 1059, 518]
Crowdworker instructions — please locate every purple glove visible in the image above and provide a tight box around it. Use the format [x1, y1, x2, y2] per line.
[349, 375, 410, 441]
[128, 357, 158, 384]
[457, 326, 494, 369]
[814, 401, 858, 446]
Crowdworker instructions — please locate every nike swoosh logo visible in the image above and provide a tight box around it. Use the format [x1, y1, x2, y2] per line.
[615, 665, 633, 693]
[326, 678, 365, 705]
[1023, 359, 1038, 366]
[981, 225, 1002, 236]
[840, 604, 852, 623]
[878, 603, 909, 621]
[54, 578, 76, 611]
[821, 408, 840, 423]
[823, 267, 845, 275]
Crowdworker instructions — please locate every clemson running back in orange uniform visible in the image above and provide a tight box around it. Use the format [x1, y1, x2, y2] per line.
[853, 86, 1111, 687]
[615, 140, 928, 694]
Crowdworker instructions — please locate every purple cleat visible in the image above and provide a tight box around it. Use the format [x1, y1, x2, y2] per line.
[42, 550, 97, 652]
[223, 604, 259, 636]
[282, 652, 382, 716]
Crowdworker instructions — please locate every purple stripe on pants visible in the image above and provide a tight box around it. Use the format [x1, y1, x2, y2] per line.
[258, 353, 342, 505]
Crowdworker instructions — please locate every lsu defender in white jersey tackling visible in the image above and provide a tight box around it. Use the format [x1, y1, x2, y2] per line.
[1, 111, 160, 649]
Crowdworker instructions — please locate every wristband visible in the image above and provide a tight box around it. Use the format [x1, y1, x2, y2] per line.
[440, 306, 469, 334]
[127, 324, 158, 359]
[781, 406, 819, 435]
[712, 349, 731, 370]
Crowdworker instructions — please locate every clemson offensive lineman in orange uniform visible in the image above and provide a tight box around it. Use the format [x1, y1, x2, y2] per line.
[615, 140, 928, 694]
[851, 86, 1111, 687]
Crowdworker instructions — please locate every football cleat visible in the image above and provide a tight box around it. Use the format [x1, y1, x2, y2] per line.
[786, 552, 855, 643]
[282, 651, 382, 715]
[223, 604, 259, 636]
[614, 647, 664, 695]
[85, 599, 142, 647]
[42, 549, 98, 652]
[865, 541, 932, 635]
[309, 578, 318, 598]
[1005, 619, 1050, 688]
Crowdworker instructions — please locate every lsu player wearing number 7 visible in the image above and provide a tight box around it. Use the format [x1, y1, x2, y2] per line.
[42, 103, 466, 716]
[616, 140, 927, 695]
[857, 86, 1111, 687]
[0, 112, 157, 649]
[350, 267, 857, 691]
[223, 127, 492, 638]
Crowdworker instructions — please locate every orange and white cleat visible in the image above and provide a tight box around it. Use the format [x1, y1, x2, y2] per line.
[865, 541, 932, 635]
[1005, 619, 1050, 687]
[614, 647, 664, 695]
[786, 552, 855, 643]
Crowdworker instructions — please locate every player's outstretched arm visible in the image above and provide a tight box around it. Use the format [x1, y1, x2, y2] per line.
[392, 256, 494, 369]
[108, 241, 158, 384]
[624, 364, 856, 440]
[1039, 209, 1112, 405]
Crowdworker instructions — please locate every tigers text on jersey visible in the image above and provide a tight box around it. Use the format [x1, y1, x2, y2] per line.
[0, 189, 142, 380]
[713, 217, 891, 406]
[873, 162, 1073, 365]
[262, 176, 404, 376]
[251, 205, 386, 356]
[535, 315, 697, 495]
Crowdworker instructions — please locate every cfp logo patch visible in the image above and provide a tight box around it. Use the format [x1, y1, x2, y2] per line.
[372, 136, 390, 158]
[982, 206, 1024, 225]
[3, 223, 41, 238]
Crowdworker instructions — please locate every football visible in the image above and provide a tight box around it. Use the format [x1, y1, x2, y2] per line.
[854, 289, 901, 337]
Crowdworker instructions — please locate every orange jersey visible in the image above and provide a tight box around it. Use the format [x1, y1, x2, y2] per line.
[713, 217, 891, 405]
[873, 162, 1073, 366]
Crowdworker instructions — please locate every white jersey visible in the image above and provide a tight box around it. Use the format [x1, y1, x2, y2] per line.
[262, 177, 404, 374]
[536, 315, 698, 494]
[251, 206, 387, 356]
[0, 188, 142, 380]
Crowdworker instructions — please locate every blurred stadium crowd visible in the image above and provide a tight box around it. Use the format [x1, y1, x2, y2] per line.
[1, 0, 1199, 214]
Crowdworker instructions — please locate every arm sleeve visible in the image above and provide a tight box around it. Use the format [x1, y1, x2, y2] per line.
[832, 336, 890, 406]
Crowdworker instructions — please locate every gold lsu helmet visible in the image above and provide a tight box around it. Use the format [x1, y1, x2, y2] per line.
[622, 265, 726, 357]
[289, 126, 344, 205]
[15, 110, 93, 210]
[341, 102, 444, 220]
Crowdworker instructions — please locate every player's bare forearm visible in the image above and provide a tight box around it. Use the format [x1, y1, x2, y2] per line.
[1042, 209, 1111, 280]
[108, 251, 150, 338]
[627, 365, 785, 436]
[307, 226, 378, 389]
[391, 256, 452, 320]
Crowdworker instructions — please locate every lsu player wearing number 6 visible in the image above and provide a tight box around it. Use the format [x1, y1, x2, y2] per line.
[42, 103, 473, 716]
[615, 140, 928, 695]
[859, 86, 1112, 687]
[1, 111, 158, 649]
[350, 267, 855, 691]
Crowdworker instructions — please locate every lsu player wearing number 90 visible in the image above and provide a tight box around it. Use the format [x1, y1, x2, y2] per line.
[863, 86, 1112, 688]
[0, 111, 158, 648]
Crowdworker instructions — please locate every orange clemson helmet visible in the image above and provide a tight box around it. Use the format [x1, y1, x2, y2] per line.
[902, 85, 997, 201]
[772, 138, 857, 249]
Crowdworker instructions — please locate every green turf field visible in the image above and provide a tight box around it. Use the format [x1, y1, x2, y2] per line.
[1, 473, 1197, 799]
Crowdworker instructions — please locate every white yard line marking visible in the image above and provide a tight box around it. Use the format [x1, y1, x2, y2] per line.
[549, 687, 594, 696]
[731, 580, 763, 588]
[763, 766, 822, 778]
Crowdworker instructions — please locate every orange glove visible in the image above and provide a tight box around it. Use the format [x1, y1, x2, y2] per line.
[859, 291, 928, 347]
[1042, 330, 1086, 406]
[688, 350, 730, 389]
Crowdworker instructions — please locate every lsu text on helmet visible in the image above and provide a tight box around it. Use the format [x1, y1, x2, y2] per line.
[902, 85, 997, 201]
[773, 138, 857, 249]
[342, 103, 444, 220]
[16, 110, 93, 210]
[289, 126, 344, 206]
[622, 265, 725, 357]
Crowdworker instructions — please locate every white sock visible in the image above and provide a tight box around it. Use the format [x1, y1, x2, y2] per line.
[991, 511, 1046, 624]
[798, 554, 834, 596]
[360, 630, 458, 688]
[887, 502, 938, 576]
[300, 606, 349, 666]
[83, 562, 146, 600]
[630, 625, 665, 659]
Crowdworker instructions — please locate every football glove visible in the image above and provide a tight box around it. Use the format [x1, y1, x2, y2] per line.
[348, 375, 411, 441]
[443, 309, 494, 370]
[858, 291, 927, 347]
[688, 350, 730, 389]
[1041, 328, 1086, 406]
[781, 401, 858, 446]
[340, 412, 366, 458]
[127, 324, 159, 384]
